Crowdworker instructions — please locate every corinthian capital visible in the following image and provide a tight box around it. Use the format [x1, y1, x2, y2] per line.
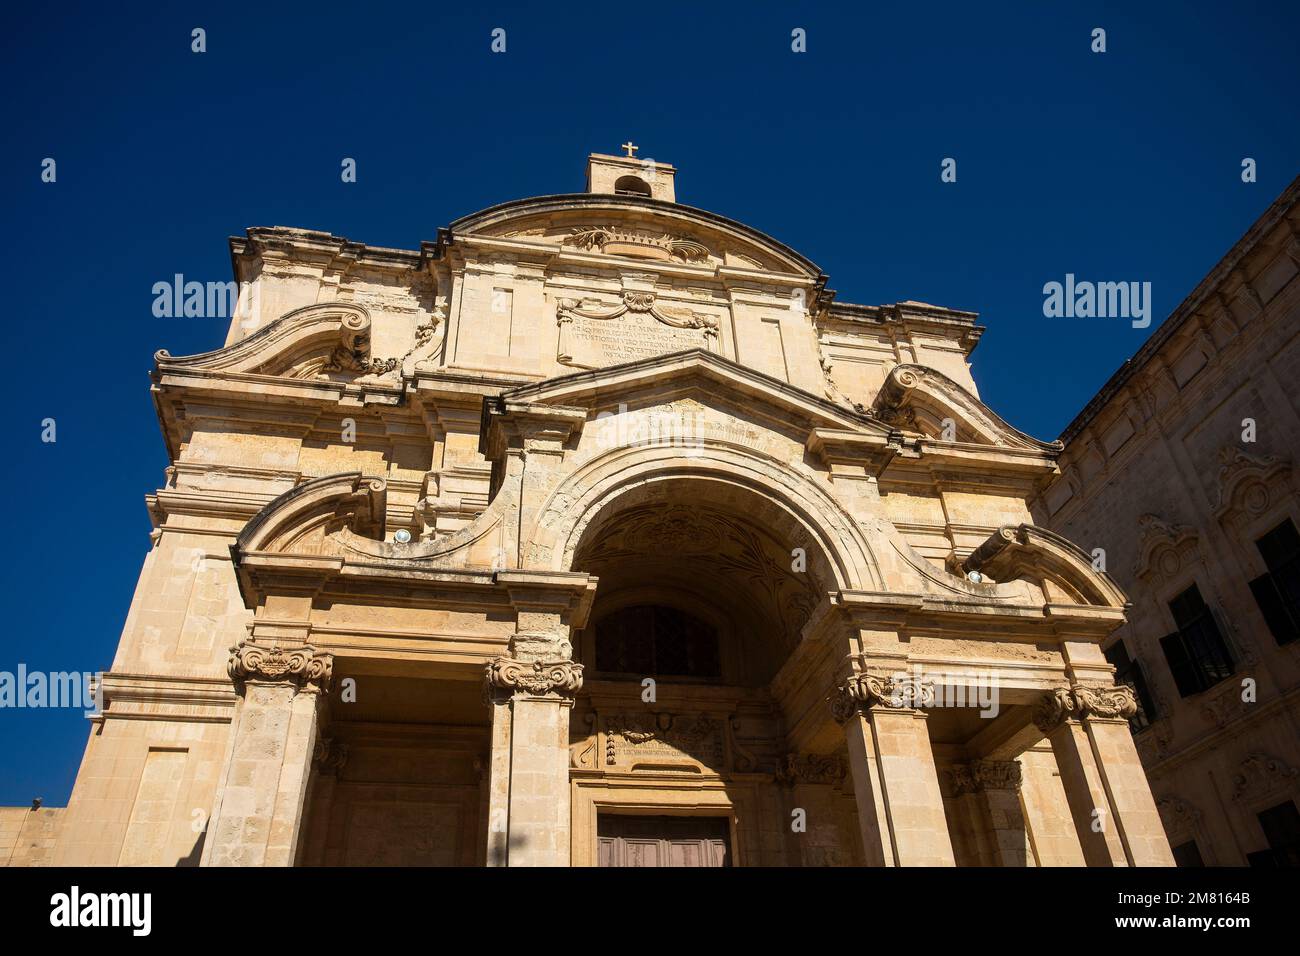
[829, 671, 935, 722]
[950, 759, 1023, 796]
[1033, 683, 1137, 732]
[228, 640, 334, 692]
[485, 657, 584, 700]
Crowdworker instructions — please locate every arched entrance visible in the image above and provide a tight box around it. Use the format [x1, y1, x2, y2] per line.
[562, 473, 865, 866]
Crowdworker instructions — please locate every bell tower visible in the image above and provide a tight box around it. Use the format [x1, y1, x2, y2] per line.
[585, 143, 676, 203]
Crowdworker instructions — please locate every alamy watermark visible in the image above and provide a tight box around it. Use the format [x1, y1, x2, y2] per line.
[593, 402, 705, 452]
[1043, 274, 1151, 328]
[152, 273, 262, 327]
[0, 665, 103, 716]
[891, 664, 1002, 718]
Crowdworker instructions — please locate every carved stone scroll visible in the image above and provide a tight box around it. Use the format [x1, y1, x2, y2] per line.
[227, 640, 334, 693]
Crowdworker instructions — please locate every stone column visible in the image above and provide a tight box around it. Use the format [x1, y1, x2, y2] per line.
[200, 640, 333, 867]
[484, 652, 582, 867]
[298, 736, 347, 866]
[832, 671, 955, 866]
[1034, 684, 1175, 867]
[951, 759, 1028, 866]
[776, 754, 853, 866]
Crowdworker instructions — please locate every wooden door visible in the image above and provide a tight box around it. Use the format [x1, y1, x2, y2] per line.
[597, 814, 732, 867]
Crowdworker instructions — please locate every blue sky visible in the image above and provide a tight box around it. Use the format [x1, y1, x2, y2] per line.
[2, 2, 1297, 805]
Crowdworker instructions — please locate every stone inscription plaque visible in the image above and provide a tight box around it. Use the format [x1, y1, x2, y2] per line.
[604, 713, 725, 770]
[556, 293, 719, 370]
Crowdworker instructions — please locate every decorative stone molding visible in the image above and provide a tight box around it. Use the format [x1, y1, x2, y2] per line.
[829, 671, 935, 722]
[1231, 753, 1299, 803]
[1132, 513, 1200, 584]
[565, 225, 711, 263]
[950, 759, 1023, 795]
[555, 291, 721, 370]
[1212, 447, 1292, 524]
[1032, 683, 1138, 733]
[1156, 795, 1202, 836]
[312, 735, 349, 777]
[775, 753, 848, 787]
[1135, 721, 1174, 764]
[962, 523, 1129, 608]
[227, 640, 333, 692]
[484, 657, 584, 700]
[1200, 678, 1252, 730]
[872, 364, 1062, 451]
[154, 301, 387, 381]
[603, 712, 724, 770]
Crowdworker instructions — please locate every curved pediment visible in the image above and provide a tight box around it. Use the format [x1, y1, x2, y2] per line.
[874, 364, 1062, 452]
[962, 524, 1128, 608]
[154, 302, 412, 381]
[237, 472, 387, 556]
[446, 194, 825, 279]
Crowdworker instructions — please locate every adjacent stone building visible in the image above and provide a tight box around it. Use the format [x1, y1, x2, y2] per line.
[6, 150, 1171, 866]
[1032, 176, 1300, 867]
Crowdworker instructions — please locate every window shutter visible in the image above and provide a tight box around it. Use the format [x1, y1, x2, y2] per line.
[1160, 630, 1199, 697]
[1250, 572, 1299, 646]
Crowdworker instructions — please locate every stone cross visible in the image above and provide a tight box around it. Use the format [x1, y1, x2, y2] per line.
[621, 141, 638, 157]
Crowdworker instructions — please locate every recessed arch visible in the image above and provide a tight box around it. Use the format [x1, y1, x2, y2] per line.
[531, 441, 882, 593]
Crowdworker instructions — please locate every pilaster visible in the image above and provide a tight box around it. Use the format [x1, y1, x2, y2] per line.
[951, 759, 1028, 866]
[1033, 684, 1175, 867]
[831, 669, 955, 866]
[200, 640, 333, 867]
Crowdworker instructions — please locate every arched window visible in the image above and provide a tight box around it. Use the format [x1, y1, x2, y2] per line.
[595, 605, 720, 679]
[613, 175, 652, 197]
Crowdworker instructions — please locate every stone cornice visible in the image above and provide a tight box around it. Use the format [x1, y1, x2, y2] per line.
[494, 348, 886, 437]
[828, 587, 1125, 636]
[1057, 175, 1300, 446]
[437, 192, 825, 280]
[227, 640, 334, 693]
[230, 226, 424, 282]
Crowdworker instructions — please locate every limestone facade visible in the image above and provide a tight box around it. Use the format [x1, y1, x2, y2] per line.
[1032, 177, 1300, 866]
[7, 151, 1173, 866]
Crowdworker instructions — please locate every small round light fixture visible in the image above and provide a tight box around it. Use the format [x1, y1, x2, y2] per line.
[394, 529, 412, 544]
[966, 569, 984, 584]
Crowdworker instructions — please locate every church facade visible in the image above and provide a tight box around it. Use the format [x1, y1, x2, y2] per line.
[15, 151, 1173, 867]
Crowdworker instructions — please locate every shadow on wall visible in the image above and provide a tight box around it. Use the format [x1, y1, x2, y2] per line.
[177, 830, 205, 867]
